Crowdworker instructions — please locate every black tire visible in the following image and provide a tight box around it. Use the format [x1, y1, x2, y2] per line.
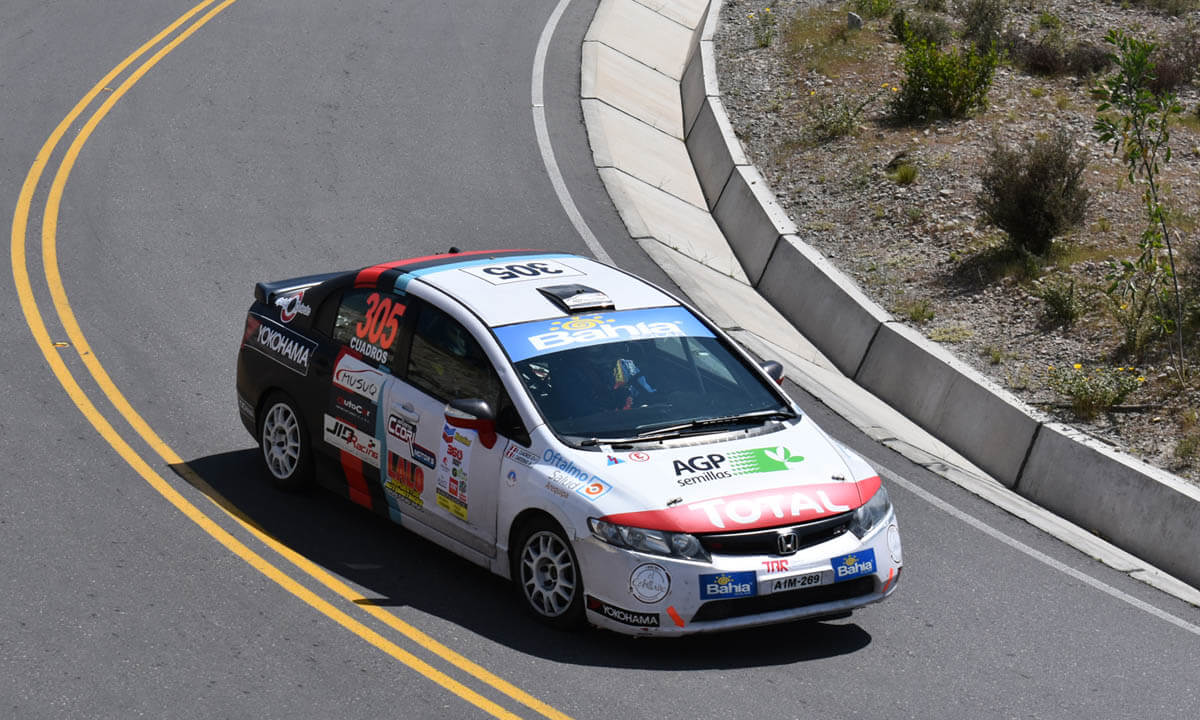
[257, 391, 314, 490]
[512, 517, 585, 629]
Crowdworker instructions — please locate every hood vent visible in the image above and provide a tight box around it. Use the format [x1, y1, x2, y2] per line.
[538, 284, 614, 313]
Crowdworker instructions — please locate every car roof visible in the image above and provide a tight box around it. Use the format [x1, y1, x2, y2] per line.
[360, 251, 680, 328]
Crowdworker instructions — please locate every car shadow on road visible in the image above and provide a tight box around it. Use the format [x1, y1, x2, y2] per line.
[174, 448, 873, 670]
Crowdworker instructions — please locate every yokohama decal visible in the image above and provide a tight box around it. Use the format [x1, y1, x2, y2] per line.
[600, 476, 882, 533]
[242, 313, 316, 375]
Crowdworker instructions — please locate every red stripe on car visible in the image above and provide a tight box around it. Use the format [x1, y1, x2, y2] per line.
[340, 452, 373, 509]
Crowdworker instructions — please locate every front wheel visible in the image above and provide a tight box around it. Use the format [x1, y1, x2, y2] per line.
[258, 392, 313, 490]
[514, 518, 584, 629]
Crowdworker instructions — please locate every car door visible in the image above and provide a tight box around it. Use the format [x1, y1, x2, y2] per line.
[380, 298, 506, 557]
[311, 286, 409, 511]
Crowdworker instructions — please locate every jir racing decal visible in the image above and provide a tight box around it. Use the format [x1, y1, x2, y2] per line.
[323, 414, 381, 468]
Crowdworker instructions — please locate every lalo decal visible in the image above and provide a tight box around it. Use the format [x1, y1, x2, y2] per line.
[385, 452, 424, 508]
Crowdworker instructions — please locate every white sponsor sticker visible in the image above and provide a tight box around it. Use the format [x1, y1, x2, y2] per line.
[332, 354, 384, 403]
[460, 259, 583, 285]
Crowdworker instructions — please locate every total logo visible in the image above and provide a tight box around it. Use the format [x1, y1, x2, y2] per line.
[699, 571, 756, 600]
[832, 549, 876, 582]
[687, 490, 851, 530]
[528, 314, 686, 352]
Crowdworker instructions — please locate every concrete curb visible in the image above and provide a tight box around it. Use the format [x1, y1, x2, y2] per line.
[580, 0, 1200, 596]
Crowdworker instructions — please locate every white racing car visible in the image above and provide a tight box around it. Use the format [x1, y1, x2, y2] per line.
[237, 250, 902, 635]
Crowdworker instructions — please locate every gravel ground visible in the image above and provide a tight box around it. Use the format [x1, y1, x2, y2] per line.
[714, 0, 1200, 483]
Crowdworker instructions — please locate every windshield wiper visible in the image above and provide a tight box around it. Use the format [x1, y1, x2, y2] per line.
[577, 408, 796, 446]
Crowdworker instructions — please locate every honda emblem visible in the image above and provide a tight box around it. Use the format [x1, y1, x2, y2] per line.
[777, 532, 799, 555]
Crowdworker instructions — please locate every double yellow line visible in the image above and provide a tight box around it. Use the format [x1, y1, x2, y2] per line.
[9, 3, 571, 719]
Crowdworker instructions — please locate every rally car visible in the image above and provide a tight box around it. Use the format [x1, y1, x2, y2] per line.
[236, 250, 902, 635]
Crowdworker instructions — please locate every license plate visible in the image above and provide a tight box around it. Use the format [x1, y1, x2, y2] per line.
[765, 572, 824, 594]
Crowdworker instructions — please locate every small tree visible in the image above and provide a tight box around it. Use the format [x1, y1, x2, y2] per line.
[1094, 29, 1187, 375]
[977, 130, 1090, 256]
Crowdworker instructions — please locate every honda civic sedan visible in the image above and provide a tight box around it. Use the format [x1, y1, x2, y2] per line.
[236, 249, 902, 635]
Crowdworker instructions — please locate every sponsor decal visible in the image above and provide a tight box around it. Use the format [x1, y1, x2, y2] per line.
[350, 335, 389, 364]
[832, 549, 876, 582]
[577, 479, 612, 501]
[323, 414, 380, 468]
[506, 470, 518, 487]
[700, 571, 756, 600]
[237, 395, 254, 420]
[673, 447, 805, 486]
[493, 307, 715, 362]
[771, 573, 823, 593]
[460, 259, 583, 285]
[333, 354, 384, 403]
[243, 314, 316, 375]
[628, 451, 650, 463]
[586, 596, 660, 628]
[544, 481, 569, 499]
[275, 290, 312, 324]
[599, 476, 881, 534]
[606, 455, 625, 466]
[387, 414, 415, 444]
[504, 442, 538, 468]
[436, 424, 473, 521]
[629, 563, 670, 604]
[331, 388, 375, 430]
[385, 452, 424, 508]
[761, 559, 789, 574]
[542, 450, 609, 502]
[411, 443, 436, 469]
[352, 292, 405, 364]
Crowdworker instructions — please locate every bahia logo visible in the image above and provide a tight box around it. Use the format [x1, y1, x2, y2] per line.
[832, 549, 876, 582]
[699, 571, 756, 600]
[528, 314, 686, 352]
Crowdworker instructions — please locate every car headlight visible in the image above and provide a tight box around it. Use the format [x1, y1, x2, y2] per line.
[588, 518, 710, 562]
[848, 485, 892, 538]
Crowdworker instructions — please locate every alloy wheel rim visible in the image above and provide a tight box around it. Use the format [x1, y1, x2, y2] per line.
[261, 403, 301, 479]
[520, 530, 577, 617]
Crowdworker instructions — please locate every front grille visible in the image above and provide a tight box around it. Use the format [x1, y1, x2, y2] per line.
[697, 511, 854, 556]
[691, 576, 875, 623]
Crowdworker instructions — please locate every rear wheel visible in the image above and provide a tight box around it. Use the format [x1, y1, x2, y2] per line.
[258, 392, 313, 490]
[514, 518, 584, 629]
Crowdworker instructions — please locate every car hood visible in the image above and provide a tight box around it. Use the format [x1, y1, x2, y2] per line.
[547, 419, 881, 534]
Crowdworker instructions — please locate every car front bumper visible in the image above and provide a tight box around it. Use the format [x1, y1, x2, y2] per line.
[574, 511, 902, 636]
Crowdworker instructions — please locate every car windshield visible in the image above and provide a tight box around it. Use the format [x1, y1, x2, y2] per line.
[493, 307, 790, 442]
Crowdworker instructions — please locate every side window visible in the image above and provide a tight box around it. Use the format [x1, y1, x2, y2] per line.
[332, 289, 407, 367]
[407, 303, 501, 406]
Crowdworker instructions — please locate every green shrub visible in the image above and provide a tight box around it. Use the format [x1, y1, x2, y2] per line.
[889, 40, 997, 120]
[1011, 31, 1068, 75]
[853, 0, 895, 20]
[955, 0, 1007, 51]
[749, 7, 778, 48]
[1065, 42, 1112, 76]
[1047, 364, 1144, 420]
[889, 163, 919, 184]
[917, 0, 947, 10]
[1036, 276, 1085, 327]
[1133, 0, 1200, 17]
[803, 90, 878, 143]
[976, 130, 1090, 255]
[1149, 20, 1200, 93]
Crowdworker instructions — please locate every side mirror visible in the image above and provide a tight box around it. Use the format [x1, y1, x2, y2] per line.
[444, 398, 497, 449]
[760, 360, 785, 385]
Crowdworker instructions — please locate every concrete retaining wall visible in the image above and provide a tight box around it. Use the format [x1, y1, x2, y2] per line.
[680, 1, 1200, 587]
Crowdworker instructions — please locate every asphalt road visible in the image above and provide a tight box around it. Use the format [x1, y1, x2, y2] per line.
[2, 1, 1198, 718]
